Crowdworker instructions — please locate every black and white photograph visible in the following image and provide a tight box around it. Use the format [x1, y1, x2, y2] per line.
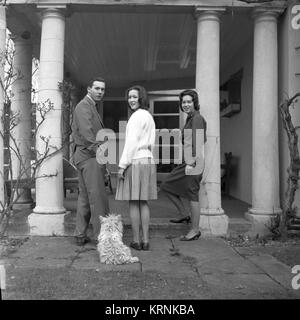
[0, 0, 299, 308]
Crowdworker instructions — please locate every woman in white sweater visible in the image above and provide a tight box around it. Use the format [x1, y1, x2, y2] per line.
[115, 86, 157, 251]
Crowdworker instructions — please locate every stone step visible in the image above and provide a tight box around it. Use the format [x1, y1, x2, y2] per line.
[64, 213, 189, 230]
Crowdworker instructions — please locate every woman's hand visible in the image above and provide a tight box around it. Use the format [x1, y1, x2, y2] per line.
[117, 168, 125, 180]
[185, 164, 195, 175]
[186, 164, 194, 170]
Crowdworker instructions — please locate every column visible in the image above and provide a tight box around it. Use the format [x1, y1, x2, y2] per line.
[10, 36, 34, 209]
[0, 6, 6, 208]
[195, 7, 228, 236]
[245, 8, 282, 235]
[28, 7, 67, 235]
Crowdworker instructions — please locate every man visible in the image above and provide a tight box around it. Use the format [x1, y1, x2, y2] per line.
[71, 77, 110, 246]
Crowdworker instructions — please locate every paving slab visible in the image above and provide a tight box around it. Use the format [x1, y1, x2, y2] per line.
[4, 237, 79, 268]
[201, 273, 296, 299]
[123, 228, 195, 276]
[240, 253, 300, 297]
[172, 237, 263, 274]
[135, 235, 196, 276]
[195, 255, 263, 275]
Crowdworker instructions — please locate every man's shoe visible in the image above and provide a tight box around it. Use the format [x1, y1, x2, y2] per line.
[75, 236, 91, 246]
[170, 216, 191, 224]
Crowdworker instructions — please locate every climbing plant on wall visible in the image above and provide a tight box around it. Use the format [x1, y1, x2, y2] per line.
[279, 92, 300, 234]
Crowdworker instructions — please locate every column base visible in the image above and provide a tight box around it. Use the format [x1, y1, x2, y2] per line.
[28, 212, 68, 236]
[245, 207, 282, 237]
[12, 189, 34, 209]
[13, 201, 34, 210]
[33, 206, 66, 214]
[200, 209, 229, 236]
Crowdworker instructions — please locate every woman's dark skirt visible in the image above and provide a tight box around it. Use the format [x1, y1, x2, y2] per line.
[160, 163, 202, 201]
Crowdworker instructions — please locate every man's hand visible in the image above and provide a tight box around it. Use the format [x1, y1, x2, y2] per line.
[96, 141, 109, 165]
[117, 168, 125, 180]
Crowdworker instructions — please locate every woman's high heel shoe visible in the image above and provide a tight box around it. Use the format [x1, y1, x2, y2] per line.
[130, 242, 141, 250]
[179, 231, 201, 241]
[141, 242, 150, 251]
[170, 216, 191, 224]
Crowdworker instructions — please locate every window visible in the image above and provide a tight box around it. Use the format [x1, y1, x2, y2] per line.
[150, 98, 180, 173]
[102, 99, 128, 170]
[103, 100, 128, 133]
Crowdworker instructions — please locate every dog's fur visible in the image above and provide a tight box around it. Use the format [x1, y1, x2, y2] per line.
[97, 214, 139, 264]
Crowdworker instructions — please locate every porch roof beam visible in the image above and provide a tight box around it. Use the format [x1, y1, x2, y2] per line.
[104, 76, 195, 97]
[5, 0, 287, 11]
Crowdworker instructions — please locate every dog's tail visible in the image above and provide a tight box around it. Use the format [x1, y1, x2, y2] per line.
[130, 257, 139, 263]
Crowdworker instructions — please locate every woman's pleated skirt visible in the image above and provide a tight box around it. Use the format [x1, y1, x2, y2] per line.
[115, 157, 157, 201]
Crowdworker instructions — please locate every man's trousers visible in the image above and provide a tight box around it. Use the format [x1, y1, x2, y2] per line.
[74, 158, 109, 239]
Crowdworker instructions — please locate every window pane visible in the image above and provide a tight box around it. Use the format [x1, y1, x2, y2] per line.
[156, 163, 177, 173]
[156, 145, 181, 163]
[154, 116, 179, 129]
[153, 101, 179, 114]
[103, 101, 128, 132]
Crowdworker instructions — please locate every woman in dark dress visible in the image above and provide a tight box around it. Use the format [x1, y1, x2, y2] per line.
[160, 89, 206, 241]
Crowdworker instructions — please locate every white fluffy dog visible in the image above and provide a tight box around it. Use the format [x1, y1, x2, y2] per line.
[97, 214, 139, 264]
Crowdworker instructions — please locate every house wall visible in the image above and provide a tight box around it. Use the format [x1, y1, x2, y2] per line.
[220, 38, 253, 205]
[278, 3, 300, 213]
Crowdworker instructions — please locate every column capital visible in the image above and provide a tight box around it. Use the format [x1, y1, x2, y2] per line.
[252, 7, 285, 22]
[37, 5, 72, 19]
[194, 6, 226, 21]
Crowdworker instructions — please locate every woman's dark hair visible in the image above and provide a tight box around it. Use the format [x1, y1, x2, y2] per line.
[87, 76, 105, 88]
[179, 89, 200, 112]
[125, 85, 149, 110]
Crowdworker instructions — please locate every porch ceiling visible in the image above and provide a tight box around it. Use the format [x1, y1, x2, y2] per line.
[65, 11, 253, 91]
[6, 5, 253, 93]
[65, 11, 199, 89]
